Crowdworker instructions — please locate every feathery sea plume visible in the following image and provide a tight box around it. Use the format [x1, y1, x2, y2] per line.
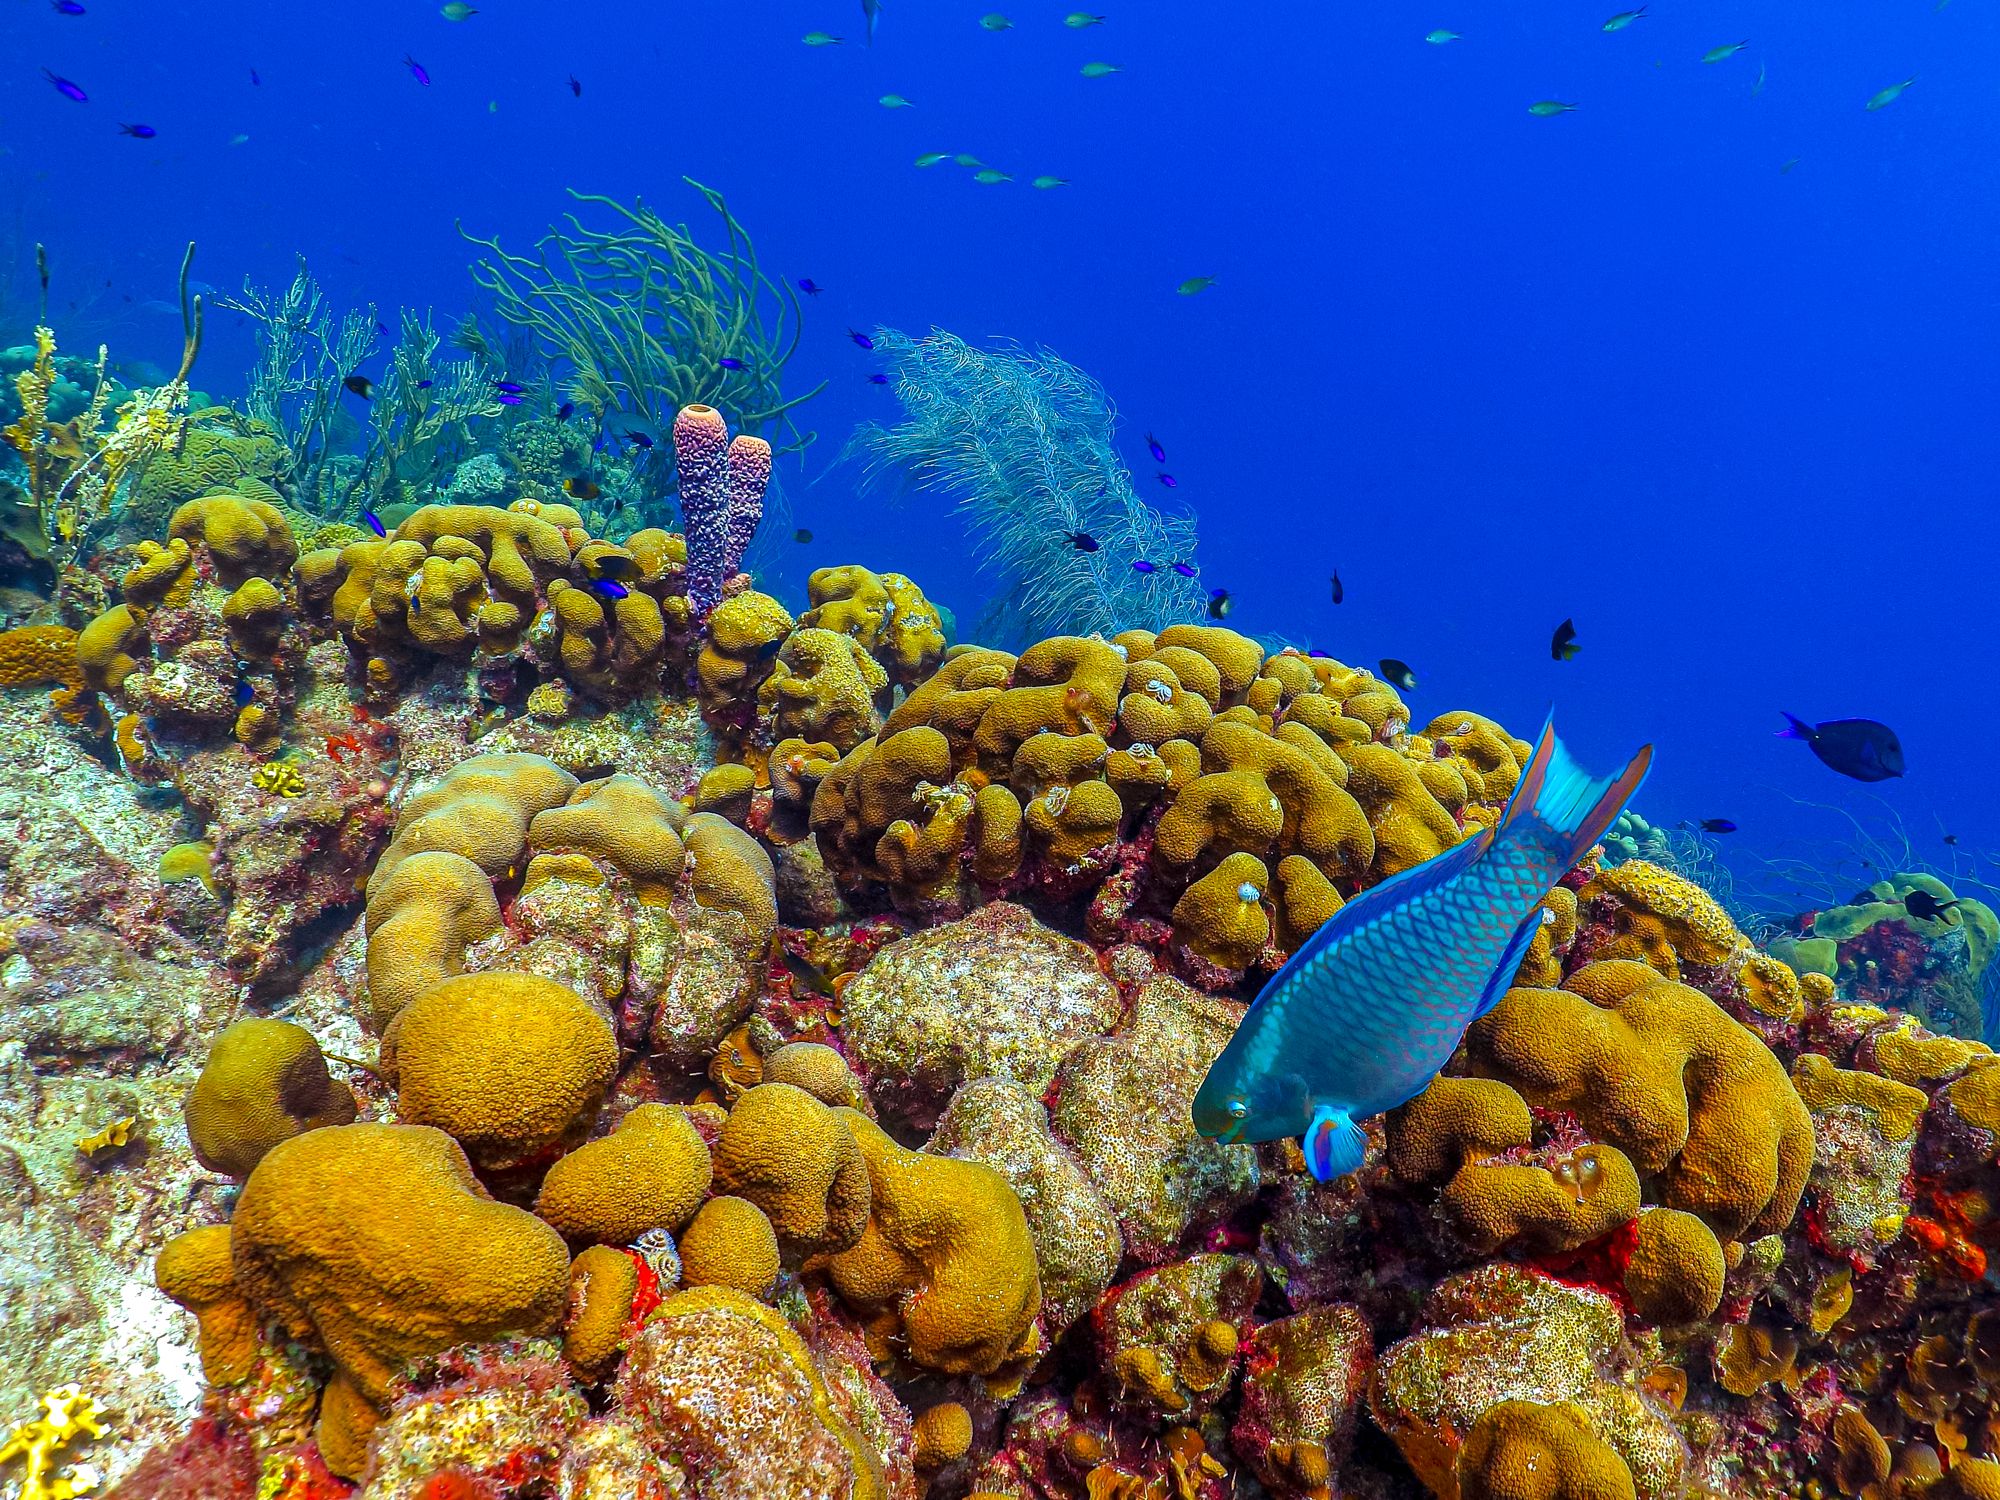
[852, 328, 1204, 642]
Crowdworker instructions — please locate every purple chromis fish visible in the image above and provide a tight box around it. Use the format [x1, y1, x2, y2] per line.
[588, 577, 630, 601]
[1131, 560, 1158, 574]
[848, 329, 875, 350]
[53, 1, 85, 13]
[719, 357, 745, 371]
[1157, 472, 1178, 488]
[1146, 432, 1166, 463]
[361, 509, 388, 538]
[797, 278, 824, 296]
[43, 69, 88, 102]
[120, 122, 157, 138]
[1193, 717, 1651, 1182]
[494, 380, 526, 395]
[404, 54, 431, 85]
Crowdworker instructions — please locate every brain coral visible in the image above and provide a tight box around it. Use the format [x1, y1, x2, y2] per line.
[182, 1017, 357, 1178]
[840, 902, 1124, 1130]
[227, 1122, 572, 1476]
[1369, 1263, 1687, 1500]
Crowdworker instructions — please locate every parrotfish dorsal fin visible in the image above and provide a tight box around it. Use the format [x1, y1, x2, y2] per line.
[1497, 714, 1652, 869]
[1303, 1105, 1367, 1182]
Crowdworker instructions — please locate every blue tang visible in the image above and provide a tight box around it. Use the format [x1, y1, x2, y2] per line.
[1192, 716, 1651, 1181]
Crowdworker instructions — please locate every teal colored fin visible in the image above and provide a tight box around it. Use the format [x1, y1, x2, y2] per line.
[1499, 713, 1653, 868]
[1303, 1105, 1367, 1182]
[1471, 907, 1546, 1022]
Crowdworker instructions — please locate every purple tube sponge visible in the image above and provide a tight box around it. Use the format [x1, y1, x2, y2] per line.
[674, 405, 773, 618]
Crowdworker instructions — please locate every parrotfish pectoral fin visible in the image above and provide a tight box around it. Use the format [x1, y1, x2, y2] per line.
[1303, 1105, 1367, 1182]
[1498, 714, 1653, 870]
[1470, 906, 1547, 1022]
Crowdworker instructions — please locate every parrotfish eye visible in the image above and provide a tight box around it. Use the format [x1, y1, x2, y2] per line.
[1226, 1098, 1249, 1120]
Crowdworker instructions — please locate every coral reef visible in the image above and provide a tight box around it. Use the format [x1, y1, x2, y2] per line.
[7, 408, 1998, 1500]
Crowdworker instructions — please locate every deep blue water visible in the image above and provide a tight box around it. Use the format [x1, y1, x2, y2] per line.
[4, 0, 1996, 901]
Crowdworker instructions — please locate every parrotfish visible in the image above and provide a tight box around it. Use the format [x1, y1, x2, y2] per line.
[1193, 718, 1652, 1180]
[1080, 61, 1122, 78]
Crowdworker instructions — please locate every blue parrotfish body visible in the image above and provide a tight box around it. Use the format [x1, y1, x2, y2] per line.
[1191, 717, 1651, 1182]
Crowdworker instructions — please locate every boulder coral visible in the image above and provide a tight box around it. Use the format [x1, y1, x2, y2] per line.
[181, 1017, 357, 1178]
[222, 1122, 573, 1475]
[828, 1109, 1044, 1385]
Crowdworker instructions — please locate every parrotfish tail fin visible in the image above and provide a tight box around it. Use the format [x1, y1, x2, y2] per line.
[1499, 714, 1653, 870]
[1777, 712, 1814, 741]
[1303, 1105, 1367, 1183]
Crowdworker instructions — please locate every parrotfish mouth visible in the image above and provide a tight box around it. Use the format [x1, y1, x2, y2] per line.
[1215, 1118, 1246, 1145]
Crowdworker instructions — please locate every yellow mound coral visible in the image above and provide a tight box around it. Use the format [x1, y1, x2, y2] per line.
[711, 1082, 872, 1260]
[562, 1242, 640, 1384]
[75, 603, 148, 693]
[1465, 960, 1813, 1240]
[1578, 859, 1745, 978]
[912, 1402, 973, 1470]
[182, 1017, 358, 1177]
[0, 624, 80, 689]
[695, 589, 795, 735]
[1620, 1207, 1725, 1325]
[1457, 1400, 1639, 1500]
[167, 493, 298, 586]
[678, 1194, 782, 1299]
[154, 1225, 260, 1385]
[799, 564, 947, 688]
[363, 753, 579, 1027]
[524, 772, 687, 897]
[761, 626, 888, 752]
[828, 1108, 1042, 1383]
[227, 1122, 572, 1476]
[533, 1103, 712, 1245]
[1439, 1144, 1642, 1257]
[388, 972, 617, 1173]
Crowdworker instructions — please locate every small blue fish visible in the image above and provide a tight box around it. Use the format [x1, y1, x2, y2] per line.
[1193, 719, 1651, 1181]
[416, 379, 434, 389]
[43, 69, 87, 102]
[250, 68, 261, 85]
[233, 679, 255, 708]
[119, 122, 157, 138]
[1131, 560, 1158, 574]
[1146, 432, 1166, 463]
[496, 392, 524, 406]
[1157, 473, 1178, 488]
[556, 402, 574, 421]
[362, 510, 388, 538]
[866, 373, 890, 385]
[404, 54, 431, 85]
[719, 357, 745, 371]
[568, 74, 582, 97]
[494, 380, 526, 395]
[52, 1, 85, 13]
[848, 329, 875, 350]
[797, 278, 825, 296]
[1170, 562, 1196, 578]
[589, 578, 630, 600]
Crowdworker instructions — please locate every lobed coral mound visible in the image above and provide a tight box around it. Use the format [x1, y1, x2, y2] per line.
[2, 413, 1993, 1500]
